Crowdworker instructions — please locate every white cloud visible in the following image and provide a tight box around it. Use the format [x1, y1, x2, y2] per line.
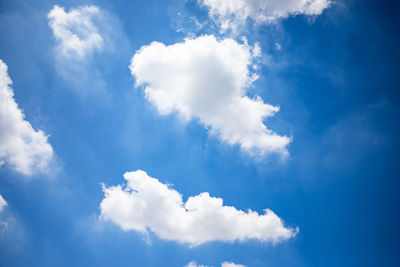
[100, 170, 297, 246]
[185, 261, 209, 267]
[200, 0, 331, 31]
[221, 262, 247, 267]
[48, 5, 104, 58]
[186, 261, 247, 267]
[0, 194, 7, 212]
[0, 60, 53, 175]
[130, 35, 290, 156]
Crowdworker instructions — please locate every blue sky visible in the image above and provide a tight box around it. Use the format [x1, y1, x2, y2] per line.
[0, 0, 399, 266]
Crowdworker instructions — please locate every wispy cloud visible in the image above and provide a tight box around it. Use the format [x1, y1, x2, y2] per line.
[200, 0, 332, 32]
[47, 5, 123, 99]
[186, 261, 247, 267]
[48, 5, 104, 59]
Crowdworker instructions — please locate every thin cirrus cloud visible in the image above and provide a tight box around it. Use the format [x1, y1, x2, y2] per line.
[200, 0, 332, 31]
[130, 35, 291, 156]
[0, 60, 53, 175]
[186, 261, 247, 267]
[47, 5, 104, 59]
[47, 5, 119, 98]
[100, 170, 297, 246]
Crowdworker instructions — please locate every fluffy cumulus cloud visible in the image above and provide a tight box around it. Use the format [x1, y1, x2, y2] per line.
[0, 194, 7, 212]
[130, 35, 290, 156]
[200, 0, 331, 31]
[0, 60, 53, 175]
[186, 261, 246, 267]
[100, 170, 297, 246]
[48, 5, 104, 58]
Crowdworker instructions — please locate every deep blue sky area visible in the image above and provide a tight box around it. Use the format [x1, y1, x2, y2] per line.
[0, 0, 399, 266]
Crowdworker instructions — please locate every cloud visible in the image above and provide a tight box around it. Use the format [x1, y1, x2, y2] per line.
[186, 261, 247, 267]
[185, 261, 209, 267]
[0, 195, 7, 213]
[221, 262, 247, 267]
[47, 5, 125, 98]
[130, 35, 290, 156]
[0, 60, 53, 175]
[48, 5, 104, 59]
[0, 195, 29, 261]
[200, 0, 331, 31]
[100, 170, 297, 246]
